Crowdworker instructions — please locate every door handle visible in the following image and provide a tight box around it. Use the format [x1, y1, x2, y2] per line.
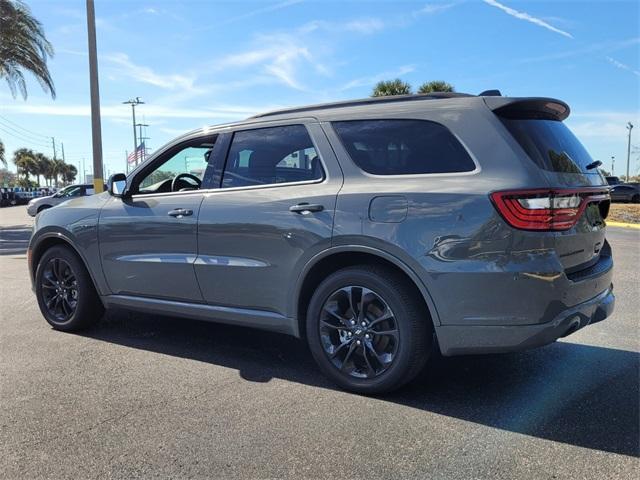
[289, 203, 324, 214]
[168, 208, 193, 218]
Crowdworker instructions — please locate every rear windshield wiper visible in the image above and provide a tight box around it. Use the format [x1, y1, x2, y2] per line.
[585, 160, 602, 170]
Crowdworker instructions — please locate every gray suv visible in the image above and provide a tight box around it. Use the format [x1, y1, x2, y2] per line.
[28, 93, 614, 393]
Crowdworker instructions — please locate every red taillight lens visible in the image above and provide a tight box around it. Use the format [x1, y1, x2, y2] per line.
[490, 188, 610, 231]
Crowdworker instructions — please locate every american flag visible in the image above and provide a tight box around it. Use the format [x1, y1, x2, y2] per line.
[127, 142, 145, 165]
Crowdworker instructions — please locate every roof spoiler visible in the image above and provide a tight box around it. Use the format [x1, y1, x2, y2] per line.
[484, 97, 570, 121]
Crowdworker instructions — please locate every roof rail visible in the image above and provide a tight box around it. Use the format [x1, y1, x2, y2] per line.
[249, 92, 475, 119]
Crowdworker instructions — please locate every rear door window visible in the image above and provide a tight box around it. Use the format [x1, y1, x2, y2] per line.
[332, 119, 475, 175]
[222, 125, 324, 188]
[500, 118, 597, 174]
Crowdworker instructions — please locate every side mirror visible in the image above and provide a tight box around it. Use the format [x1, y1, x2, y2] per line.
[108, 173, 128, 197]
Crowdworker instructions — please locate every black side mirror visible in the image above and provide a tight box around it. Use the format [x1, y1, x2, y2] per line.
[108, 173, 128, 197]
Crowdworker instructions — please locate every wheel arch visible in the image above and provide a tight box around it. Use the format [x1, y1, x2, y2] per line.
[293, 246, 441, 339]
[30, 232, 105, 302]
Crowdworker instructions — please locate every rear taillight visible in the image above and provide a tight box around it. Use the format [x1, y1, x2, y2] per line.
[490, 188, 610, 231]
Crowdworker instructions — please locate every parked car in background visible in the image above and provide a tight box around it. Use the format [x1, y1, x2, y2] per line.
[606, 176, 621, 185]
[28, 93, 614, 394]
[27, 184, 95, 216]
[610, 183, 640, 203]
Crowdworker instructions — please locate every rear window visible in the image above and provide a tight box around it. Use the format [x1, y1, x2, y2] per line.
[332, 119, 475, 175]
[501, 118, 596, 174]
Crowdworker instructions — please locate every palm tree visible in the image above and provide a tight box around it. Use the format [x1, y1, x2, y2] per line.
[50, 158, 65, 187]
[33, 151, 50, 186]
[371, 79, 412, 97]
[0, 0, 55, 99]
[417, 80, 455, 94]
[0, 138, 5, 167]
[12, 147, 36, 182]
[61, 163, 77, 184]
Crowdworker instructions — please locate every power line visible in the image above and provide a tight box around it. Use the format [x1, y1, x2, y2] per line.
[0, 115, 51, 141]
[0, 125, 52, 150]
[0, 120, 52, 146]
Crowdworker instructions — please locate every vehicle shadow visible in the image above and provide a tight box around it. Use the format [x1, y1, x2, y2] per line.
[0, 224, 31, 255]
[84, 310, 639, 458]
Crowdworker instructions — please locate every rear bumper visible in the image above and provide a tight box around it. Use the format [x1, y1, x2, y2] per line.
[436, 285, 615, 356]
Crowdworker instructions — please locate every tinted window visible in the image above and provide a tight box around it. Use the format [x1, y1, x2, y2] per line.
[332, 119, 475, 175]
[501, 118, 596, 174]
[222, 125, 323, 188]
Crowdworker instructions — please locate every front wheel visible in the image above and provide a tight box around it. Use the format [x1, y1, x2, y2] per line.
[35, 245, 104, 331]
[306, 265, 433, 394]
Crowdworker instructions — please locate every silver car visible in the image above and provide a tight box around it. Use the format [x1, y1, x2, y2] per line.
[28, 93, 614, 393]
[27, 184, 95, 216]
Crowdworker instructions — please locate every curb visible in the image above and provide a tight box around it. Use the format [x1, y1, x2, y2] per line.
[607, 221, 640, 230]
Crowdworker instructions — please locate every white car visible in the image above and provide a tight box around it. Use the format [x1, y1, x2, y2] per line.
[27, 184, 95, 216]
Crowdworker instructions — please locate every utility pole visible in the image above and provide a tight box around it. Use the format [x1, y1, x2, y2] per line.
[626, 122, 633, 182]
[51, 137, 57, 160]
[123, 97, 144, 166]
[86, 0, 105, 192]
[61, 142, 66, 162]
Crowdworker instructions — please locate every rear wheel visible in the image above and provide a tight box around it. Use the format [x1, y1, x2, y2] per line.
[306, 265, 432, 394]
[35, 245, 104, 331]
[631, 194, 640, 204]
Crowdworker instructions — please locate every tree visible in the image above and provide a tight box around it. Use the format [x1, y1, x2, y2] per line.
[61, 163, 77, 184]
[371, 79, 412, 97]
[0, 0, 55, 99]
[0, 138, 5, 167]
[0, 167, 17, 186]
[50, 158, 65, 187]
[12, 147, 37, 181]
[417, 80, 455, 94]
[33, 151, 50, 186]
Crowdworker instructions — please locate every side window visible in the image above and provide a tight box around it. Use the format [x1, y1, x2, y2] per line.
[222, 125, 324, 188]
[62, 186, 83, 197]
[137, 136, 217, 194]
[332, 119, 475, 175]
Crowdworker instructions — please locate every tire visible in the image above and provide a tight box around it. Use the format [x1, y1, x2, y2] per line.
[35, 245, 104, 331]
[306, 265, 433, 394]
[632, 194, 640, 204]
[37, 204, 51, 213]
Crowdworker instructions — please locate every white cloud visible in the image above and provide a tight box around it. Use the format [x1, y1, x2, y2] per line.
[413, 3, 456, 16]
[605, 56, 640, 77]
[215, 34, 329, 92]
[219, 0, 303, 25]
[103, 53, 199, 91]
[483, 0, 573, 39]
[343, 18, 386, 35]
[567, 111, 640, 138]
[340, 65, 416, 91]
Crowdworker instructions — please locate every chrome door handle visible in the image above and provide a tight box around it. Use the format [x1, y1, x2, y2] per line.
[168, 208, 193, 218]
[289, 203, 324, 214]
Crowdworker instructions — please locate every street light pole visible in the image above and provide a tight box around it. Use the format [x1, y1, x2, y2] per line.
[626, 122, 633, 182]
[86, 0, 104, 192]
[136, 123, 149, 161]
[123, 97, 144, 167]
[611, 156, 615, 175]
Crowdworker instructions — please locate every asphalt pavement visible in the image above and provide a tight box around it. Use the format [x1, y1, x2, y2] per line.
[1, 205, 638, 479]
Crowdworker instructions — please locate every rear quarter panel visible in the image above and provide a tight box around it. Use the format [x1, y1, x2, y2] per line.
[322, 100, 577, 327]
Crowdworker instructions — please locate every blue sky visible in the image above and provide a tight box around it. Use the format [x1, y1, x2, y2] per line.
[1, 0, 639, 179]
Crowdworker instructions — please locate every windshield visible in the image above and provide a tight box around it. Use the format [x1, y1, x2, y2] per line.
[501, 118, 597, 174]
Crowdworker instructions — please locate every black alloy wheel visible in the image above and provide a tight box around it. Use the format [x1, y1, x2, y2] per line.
[319, 286, 399, 379]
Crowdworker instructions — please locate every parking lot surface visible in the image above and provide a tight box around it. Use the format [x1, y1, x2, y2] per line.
[1, 205, 638, 479]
